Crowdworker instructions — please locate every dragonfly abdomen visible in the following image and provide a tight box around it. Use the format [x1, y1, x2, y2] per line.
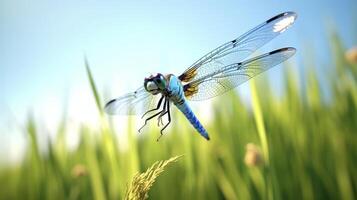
[176, 102, 210, 140]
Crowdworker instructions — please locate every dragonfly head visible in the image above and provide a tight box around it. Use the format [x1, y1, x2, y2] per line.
[144, 73, 167, 95]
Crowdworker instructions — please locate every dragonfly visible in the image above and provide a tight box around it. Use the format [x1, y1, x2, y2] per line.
[105, 11, 297, 141]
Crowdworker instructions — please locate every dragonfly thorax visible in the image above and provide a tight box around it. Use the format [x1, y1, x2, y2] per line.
[144, 73, 167, 95]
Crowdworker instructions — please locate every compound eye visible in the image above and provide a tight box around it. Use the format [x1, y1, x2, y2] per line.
[146, 81, 158, 91]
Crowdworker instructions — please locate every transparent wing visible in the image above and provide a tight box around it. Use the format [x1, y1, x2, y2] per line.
[179, 12, 297, 83]
[104, 86, 156, 115]
[183, 48, 296, 101]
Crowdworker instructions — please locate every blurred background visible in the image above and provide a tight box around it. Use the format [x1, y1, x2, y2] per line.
[0, 0, 356, 199]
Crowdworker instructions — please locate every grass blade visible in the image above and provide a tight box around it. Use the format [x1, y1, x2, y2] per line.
[85, 56, 103, 116]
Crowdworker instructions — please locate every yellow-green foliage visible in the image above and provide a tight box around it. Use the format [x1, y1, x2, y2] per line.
[0, 32, 356, 200]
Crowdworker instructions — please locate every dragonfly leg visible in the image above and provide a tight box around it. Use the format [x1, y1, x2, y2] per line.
[138, 98, 167, 133]
[157, 112, 167, 126]
[159, 116, 164, 126]
[138, 111, 162, 133]
[157, 99, 171, 126]
[141, 95, 164, 119]
[157, 100, 171, 141]
[157, 105, 168, 126]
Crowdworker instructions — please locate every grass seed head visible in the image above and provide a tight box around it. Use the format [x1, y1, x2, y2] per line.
[71, 164, 88, 178]
[125, 155, 182, 200]
[345, 46, 357, 63]
[244, 143, 264, 167]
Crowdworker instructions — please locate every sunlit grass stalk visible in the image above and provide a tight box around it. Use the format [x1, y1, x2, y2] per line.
[26, 115, 43, 200]
[127, 116, 140, 177]
[250, 79, 269, 164]
[85, 56, 104, 117]
[85, 58, 122, 198]
[83, 130, 107, 200]
[250, 79, 273, 200]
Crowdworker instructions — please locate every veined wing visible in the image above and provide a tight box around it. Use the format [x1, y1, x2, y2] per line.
[105, 86, 155, 115]
[183, 47, 296, 101]
[179, 12, 297, 83]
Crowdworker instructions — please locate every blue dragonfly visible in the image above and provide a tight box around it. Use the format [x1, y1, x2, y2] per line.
[105, 12, 297, 140]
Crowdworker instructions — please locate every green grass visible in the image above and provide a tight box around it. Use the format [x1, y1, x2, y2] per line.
[0, 32, 356, 200]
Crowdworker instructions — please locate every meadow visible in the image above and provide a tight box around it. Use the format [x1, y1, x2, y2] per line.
[0, 32, 356, 200]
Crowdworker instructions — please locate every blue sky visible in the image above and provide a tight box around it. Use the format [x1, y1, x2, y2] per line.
[0, 0, 356, 161]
